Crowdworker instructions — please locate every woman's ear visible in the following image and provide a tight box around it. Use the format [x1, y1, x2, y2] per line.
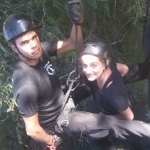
[105, 57, 111, 68]
[106, 59, 109, 67]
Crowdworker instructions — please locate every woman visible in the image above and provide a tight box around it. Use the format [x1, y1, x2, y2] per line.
[79, 40, 144, 150]
[80, 40, 134, 121]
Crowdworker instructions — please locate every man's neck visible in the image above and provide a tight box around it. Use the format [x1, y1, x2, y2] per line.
[19, 55, 40, 66]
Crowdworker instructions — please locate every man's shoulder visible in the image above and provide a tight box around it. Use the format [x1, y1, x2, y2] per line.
[41, 41, 58, 56]
[13, 61, 31, 77]
[12, 62, 38, 93]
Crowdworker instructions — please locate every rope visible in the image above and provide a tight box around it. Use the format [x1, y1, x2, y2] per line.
[75, 23, 79, 76]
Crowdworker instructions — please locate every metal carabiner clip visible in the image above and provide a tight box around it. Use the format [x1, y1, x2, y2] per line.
[66, 70, 76, 86]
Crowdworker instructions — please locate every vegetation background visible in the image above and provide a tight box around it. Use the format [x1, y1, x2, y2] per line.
[0, 0, 150, 149]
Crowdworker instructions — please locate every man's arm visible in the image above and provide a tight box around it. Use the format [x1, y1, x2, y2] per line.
[56, 0, 83, 54]
[23, 113, 55, 149]
[56, 24, 83, 54]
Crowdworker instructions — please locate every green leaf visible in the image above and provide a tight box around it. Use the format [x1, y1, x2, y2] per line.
[86, 0, 97, 9]
[0, 73, 4, 77]
[46, 32, 55, 42]
[11, 112, 19, 121]
[16, 130, 24, 135]
[52, 25, 62, 35]
[17, 134, 22, 141]
[17, 122, 25, 129]
[52, 25, 65, 39]
[18, 140, 23, 145]
[47, 17, 55, 25]
[101, 1, 109, 14]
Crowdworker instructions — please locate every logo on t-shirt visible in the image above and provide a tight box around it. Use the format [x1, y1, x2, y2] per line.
[44, 61, 55, 75]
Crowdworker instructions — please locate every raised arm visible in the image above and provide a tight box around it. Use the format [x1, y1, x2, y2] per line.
[57, 0, 83, 54]
[57, 24, 83, 54]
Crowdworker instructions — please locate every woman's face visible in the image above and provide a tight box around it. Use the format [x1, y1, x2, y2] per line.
[81, 54, 105, 81]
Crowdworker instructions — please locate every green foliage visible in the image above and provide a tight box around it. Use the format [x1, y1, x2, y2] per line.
[86, 0, 97, 9]
[0, 0, 149, 149]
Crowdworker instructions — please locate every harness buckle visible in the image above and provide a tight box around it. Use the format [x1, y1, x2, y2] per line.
[61, 119, 69, 127]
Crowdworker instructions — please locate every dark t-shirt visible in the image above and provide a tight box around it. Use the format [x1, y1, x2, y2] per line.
[92, 62, 129, 115]
[12, 41, 64, 129]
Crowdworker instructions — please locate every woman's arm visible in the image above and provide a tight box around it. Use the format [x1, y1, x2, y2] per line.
[116, 63, 129, 77]
[114, 107, 134, 120]
[116, 62, 149, 83]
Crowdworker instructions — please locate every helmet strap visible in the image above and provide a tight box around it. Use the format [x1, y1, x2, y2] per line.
[14, 44, 28, 61]
[14, 43, 37, 61]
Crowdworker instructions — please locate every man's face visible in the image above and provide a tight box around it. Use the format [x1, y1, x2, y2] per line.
[15, 30, 42, 60]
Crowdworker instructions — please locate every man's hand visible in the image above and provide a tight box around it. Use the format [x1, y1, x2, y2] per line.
[46, 135, 56, 150]
[47, 145, 56, 150]
[68, 0, 84, 24]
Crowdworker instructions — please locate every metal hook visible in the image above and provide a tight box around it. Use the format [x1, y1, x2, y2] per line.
[66, 70, 76, 86]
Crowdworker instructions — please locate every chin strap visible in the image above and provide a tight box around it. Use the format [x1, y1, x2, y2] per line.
[14, 43, 29, 61]
[15, 44, 37, 61]
[17, 49, 28, 61]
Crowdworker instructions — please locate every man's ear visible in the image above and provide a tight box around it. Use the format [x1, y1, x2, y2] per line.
[10, 44, 18, 53]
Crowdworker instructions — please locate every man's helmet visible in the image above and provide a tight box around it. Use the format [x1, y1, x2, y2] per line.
[3, 13, 36, 42]
[80, 41, 112, 59]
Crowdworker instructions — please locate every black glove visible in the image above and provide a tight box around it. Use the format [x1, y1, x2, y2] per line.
[123, 56, 150, 84]
[68, 0, 84, 24]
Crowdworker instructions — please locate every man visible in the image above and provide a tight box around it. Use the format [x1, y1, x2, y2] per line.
[3, 1, 83, 149]
[3, 1, 150, 150]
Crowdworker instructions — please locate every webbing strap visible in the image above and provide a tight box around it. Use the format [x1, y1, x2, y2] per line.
[56, 80, 74, 122]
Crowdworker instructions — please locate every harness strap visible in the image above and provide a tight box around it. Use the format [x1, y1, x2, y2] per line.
[57, 80, 74, 122]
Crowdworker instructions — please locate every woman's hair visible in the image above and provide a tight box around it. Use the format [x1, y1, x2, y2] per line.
[99, 56, 112, 68]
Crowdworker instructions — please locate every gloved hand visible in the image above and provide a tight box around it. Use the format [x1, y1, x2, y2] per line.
[68, 0, 84, 25]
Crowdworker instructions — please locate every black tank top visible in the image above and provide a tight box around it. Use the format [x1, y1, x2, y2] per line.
[93, 62, 129, 115]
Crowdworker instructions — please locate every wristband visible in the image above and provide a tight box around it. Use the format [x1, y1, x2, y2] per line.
[73, 22, 82, 25]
